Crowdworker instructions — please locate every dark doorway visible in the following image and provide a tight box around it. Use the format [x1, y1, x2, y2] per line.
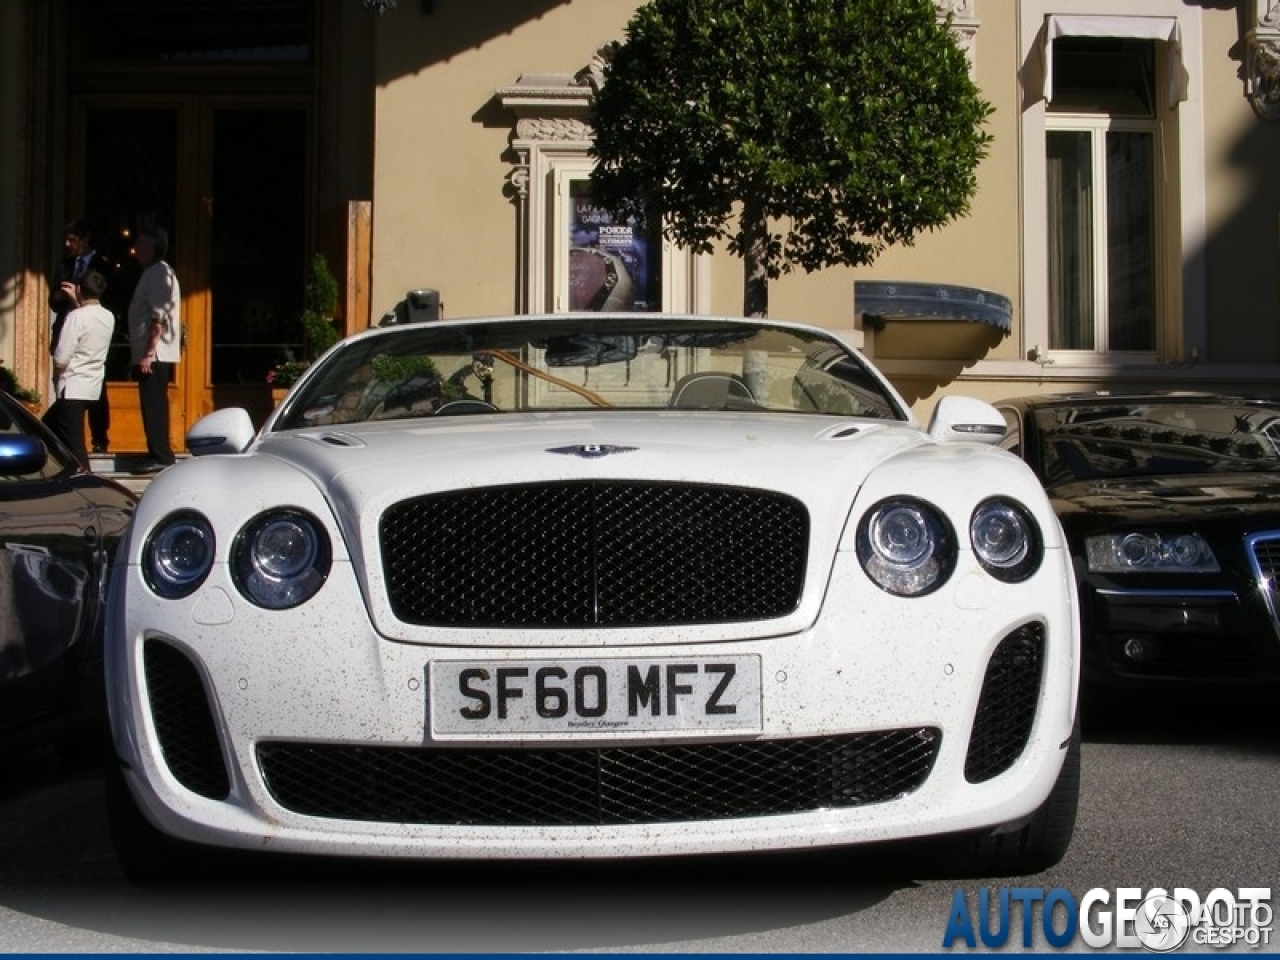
[210, 107, 308, 386]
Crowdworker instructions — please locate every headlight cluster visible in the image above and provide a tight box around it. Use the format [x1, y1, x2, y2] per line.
[857, 496, 1042, 596]
[144, 509, 332, 608]
[1085, 532, 1218, 573]
[143, 512, 215, 599]
[970, 498, 1041, 583]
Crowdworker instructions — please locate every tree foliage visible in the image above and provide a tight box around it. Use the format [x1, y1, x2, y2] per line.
[589, 0, 994, 316]
[301, 252, 340, 361]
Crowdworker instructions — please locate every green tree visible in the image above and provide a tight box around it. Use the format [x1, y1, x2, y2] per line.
[301, 253, 340, 361]
[589, 0, 993, 317]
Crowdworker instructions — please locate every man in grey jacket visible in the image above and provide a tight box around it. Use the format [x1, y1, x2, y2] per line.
[127, 225, 181, 474]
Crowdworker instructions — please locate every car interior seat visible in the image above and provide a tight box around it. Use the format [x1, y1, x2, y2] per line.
[668, 371, 758, 410]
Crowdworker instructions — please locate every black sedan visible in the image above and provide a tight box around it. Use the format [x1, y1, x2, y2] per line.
[0, 389, 136, 757]
[996, 392, 1280, 708]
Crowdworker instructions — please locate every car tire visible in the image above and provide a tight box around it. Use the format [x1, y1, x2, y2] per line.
[958, 719, 1081, 877]
[102, 751, 225, 885]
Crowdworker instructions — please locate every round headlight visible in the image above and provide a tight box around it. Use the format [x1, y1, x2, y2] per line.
[856, 498, 955, 597]
[970, 498, 1042, 583]
[232, 509, 331, 609]
[1120, 533, 1155, 567]
[144, 512, 215, 598]
[1168, 534, 1208, 567]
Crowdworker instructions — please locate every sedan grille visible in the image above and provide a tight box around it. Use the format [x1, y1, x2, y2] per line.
[1249, 533, 1280, 642]
[380, 482, 809, 627]
[257, 729, 940, 826]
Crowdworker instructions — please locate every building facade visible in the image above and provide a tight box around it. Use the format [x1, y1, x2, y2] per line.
[1, 0, 1278, 449]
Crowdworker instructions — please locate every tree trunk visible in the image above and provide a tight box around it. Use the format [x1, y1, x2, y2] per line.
[741, 194, 769, 318]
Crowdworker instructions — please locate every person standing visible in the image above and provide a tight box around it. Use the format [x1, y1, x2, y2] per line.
[52, 219, 114, 452]
[127, 225, 181, 474]
[45, 270, 114, 471]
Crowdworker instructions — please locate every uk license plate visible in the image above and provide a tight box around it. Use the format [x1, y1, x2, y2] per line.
[430, 655, 762, 736]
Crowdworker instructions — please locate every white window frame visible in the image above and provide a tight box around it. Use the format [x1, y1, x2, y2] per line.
[551, 161, 698, 314]
[1045, 112, 1160, 357]
[1019, 4, 1206, 370]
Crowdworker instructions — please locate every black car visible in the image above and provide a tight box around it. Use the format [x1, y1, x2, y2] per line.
[0, 390, 137, 757]
[996, 392, 1280, 709]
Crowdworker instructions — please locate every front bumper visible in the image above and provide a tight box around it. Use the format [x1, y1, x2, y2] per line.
[107, 549, 1078, 861]
[1080, 581, 1280, 689]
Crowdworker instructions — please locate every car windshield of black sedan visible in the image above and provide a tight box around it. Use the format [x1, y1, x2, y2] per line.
[272, 316, 906, 430]
[1034, 400, 1280, 482]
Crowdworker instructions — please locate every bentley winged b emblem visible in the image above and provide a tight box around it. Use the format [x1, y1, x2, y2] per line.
[547, 443, 637, 459]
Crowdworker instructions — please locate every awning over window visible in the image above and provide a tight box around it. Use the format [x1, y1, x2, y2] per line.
[854, 282, 1011, 334]
[1038, 14, 1187, 109]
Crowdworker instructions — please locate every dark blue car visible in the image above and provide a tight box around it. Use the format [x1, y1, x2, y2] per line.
[0, 389, 136, 757]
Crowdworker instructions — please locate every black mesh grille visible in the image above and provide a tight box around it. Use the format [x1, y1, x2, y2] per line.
[258, 729, 940, 826]
[143, 639, 230, 800]
[1251, 534, 1280, 643]
[380, 482, 809, 627]
[964, 623, 1044, 783]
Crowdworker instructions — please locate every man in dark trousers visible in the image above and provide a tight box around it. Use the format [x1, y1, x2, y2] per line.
[52, 219, 113, 453]
[127, 225, 181, 474]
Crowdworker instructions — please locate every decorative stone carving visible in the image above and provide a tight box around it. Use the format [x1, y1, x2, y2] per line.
[1246, 0, 1280, 120]
[1239, 0, 1280, 119]
[515, 116, 594, 142]
[934, 0, 974, 18]
[498, 57, 601, 211]
[574, 43, 617, 95]
[935, 0, 979, 79]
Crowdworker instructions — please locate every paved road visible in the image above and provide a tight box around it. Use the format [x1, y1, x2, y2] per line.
[2, 694, 1277, 953]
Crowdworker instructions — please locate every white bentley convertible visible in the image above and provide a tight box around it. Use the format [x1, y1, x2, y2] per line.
[104, 313, 1079, 882]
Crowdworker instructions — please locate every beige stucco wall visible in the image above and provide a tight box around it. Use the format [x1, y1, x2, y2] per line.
[1200, 9, 1280, 364]
[370, 2, 638, 322]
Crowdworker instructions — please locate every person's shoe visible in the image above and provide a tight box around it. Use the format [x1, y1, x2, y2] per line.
[91, 443, 108, 454]
[130, 458, 166, 475]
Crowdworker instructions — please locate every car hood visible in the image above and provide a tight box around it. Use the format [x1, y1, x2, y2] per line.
[253, 411, 921, 514]
[1049, 470, 1280, 524]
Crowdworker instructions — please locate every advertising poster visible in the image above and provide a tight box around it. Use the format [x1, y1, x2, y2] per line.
[568, 180, 661, 312]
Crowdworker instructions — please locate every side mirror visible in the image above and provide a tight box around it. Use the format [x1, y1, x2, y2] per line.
[186, 407, 256, 456]
[0, 433, 49, 474]
[927, 395, 1006, 446]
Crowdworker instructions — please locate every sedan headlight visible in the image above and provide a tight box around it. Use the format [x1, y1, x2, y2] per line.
[1085, 532, 1219, 573]
[144, 512, 215, 599]
[231, 510, 332, 609]
[857, 498, 956, 597]
[970, 498, 1042, 583]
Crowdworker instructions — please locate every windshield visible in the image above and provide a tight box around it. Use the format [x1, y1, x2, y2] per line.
[1034, 400, 1280, 482]
[272, 315, 906, 430]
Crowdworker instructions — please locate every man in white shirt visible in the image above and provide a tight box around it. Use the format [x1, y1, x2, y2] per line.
[127, 225, 181, 474]
[51, 219, 114, 452]
[45, 270, 114, 470]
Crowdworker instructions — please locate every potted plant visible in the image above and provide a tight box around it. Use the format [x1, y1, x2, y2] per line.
[268, 253, 341, 402]
[0, 363, 42, 415]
